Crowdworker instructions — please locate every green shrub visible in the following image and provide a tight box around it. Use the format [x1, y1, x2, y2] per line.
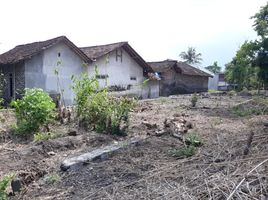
[185, 133, 202, 147]
[44, 173, 60, 185]
[190, 93, 198, 107]
[169, 145, 196, 158]
[0, 174, 14, 200]
[34, 132, 59, 142]
[71, 71, 99, 117]
[11, 88, 55, 135]
[72, 71, 136, 135]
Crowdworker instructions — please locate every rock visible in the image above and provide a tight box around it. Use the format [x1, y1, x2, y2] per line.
[264, 122, 268, 127]
[47, 151, 56, 156]
[67, 129, 77, 136]
[11, 178, 22, 193]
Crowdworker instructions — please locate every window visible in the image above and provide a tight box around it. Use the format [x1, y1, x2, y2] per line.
[130, 76, 136, 81]
[9, 73, 13, 97]
[116, 49, 123, 62]
[96, 74, 109, 79]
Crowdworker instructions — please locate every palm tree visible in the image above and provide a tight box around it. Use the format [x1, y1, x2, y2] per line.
[179, 47, 203, 64]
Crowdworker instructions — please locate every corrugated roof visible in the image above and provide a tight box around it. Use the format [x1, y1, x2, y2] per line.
[0, 36, 92, 65]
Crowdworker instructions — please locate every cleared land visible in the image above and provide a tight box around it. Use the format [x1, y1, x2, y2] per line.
[1, 94, 268, 200]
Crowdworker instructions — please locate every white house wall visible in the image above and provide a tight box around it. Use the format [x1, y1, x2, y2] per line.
[88, 48, 144, 88]
[25, 42, 86, 105]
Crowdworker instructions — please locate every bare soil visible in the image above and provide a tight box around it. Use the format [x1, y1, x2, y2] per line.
[1, 94, 268, 200]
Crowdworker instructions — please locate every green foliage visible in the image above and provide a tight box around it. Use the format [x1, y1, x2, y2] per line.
[0, 174, 14, 200]
[185, 133, 202, 147]
[44, 173, 60, 185]
[169, 145, 196, 158]
[72, 71, 136, 135]
[34, 132, 59, 142]
[205, 61, 221, 74]
[11, 88, 55, 135]
[71, 70, 99, 117]
[226, 3, 268, 91]
[225, 41, 259, 91]
[179, 47, 202, 64]
[190, 93, 198, 107]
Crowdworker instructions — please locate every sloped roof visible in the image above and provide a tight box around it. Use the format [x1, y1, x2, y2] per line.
[148, 59, 212, 77]
[176, 61, 212, 77]
[0, 36, 92, 65]
[80, 42, 154, 73]
[147, 59, 178, 73]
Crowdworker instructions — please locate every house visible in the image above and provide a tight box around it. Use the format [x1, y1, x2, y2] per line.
[0, 36, 91, 105]
[0, 36, 159, 105]
[80, 42, 160, 98]
[148, 59, 212, 96]
[208, 73, 236, 91]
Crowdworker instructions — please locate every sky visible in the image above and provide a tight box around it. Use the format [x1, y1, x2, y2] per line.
[0, 0, 267, 70]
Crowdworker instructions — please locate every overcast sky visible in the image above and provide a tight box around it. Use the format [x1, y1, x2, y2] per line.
[0, 0, 267, 69]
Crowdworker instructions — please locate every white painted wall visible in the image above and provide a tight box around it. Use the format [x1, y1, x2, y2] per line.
[88, 47, 159, 98]
[25, 42, 87, 105]
[208, 74, 219, 90]
[88, 48, 144, 88]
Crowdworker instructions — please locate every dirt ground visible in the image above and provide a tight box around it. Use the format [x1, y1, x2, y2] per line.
[1, 94, 268, 200]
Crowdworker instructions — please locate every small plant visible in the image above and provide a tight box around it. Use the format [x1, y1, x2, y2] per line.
[44, 173, 60, 185]
[34, 132, 57, 142]
[72, 69, 136, 135]
[0, 174, 14, 200]
[11, 88, 55, 135]
[169, 145, 196, 158]
[190, 93, 198, 107]
[185, 133, 202, 147]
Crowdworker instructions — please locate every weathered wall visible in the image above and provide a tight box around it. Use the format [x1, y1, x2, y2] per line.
[0, 62, 25, 103]
[208, 74, 218, 90]
[42, 42, 86, 105]
[159, 70, 209, 96]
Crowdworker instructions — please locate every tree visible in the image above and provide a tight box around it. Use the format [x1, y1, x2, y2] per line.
[205, 61, 221, 74]
[251, 3, 268, 88]
[225, 41, 259, 91]
[179, 47, 203, 64]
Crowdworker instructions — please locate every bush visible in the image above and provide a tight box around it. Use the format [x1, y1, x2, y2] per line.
[185, 133, 202, 147]
[190, 93, 198, 107]
[72, 72, 136, 135]
[0, 174, 14, 200]
[169, 145, 196, 158]
[11, 88, 55, 135]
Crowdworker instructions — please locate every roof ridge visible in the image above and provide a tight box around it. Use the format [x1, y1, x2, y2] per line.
[14, 36, 66, 48]
[80, 41, 128, 49]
